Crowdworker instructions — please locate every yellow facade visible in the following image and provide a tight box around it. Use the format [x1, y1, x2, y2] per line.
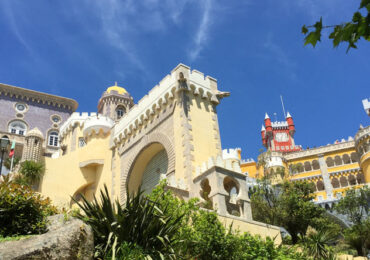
[38, 64, 282, 242]
[240, 126, 370, 205]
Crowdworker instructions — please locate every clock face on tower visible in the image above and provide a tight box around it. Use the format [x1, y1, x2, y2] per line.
[275, 132, 289, 142]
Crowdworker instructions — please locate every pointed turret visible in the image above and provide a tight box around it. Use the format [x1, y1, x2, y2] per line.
[261, 125, 266, 144]
[264, 113, 272, 135]
[286, 111, 295, 136]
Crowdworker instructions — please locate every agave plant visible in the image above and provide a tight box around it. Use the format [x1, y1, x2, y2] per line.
[74, 185, 183, 259]
[300, 227, 337, 259]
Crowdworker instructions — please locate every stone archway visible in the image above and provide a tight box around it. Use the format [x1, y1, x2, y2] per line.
[120, 132, 175, 202]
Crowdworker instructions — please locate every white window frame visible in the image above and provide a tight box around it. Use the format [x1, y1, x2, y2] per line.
[48, 131, 59, 147]
[8, 120, 27, 136]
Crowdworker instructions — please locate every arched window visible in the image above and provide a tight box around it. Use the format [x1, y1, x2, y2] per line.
[326, 157, 334, 167]
[304, 161, 312, 171]
[48, 131, 59, 147]
[340, 176, 348, 187]
[331, 178, 340, 188]
[356, 173, 365, 184]
[334, 155, 342, 166]
[8, 120, 27, 135]
[348, 174, 357, 186]
[316, 180, 325, 191]
[350, 152, 359, 163]
[342, 154, 351, 164]
[312, 160, 320, 170]
[116, 106, 126, 120]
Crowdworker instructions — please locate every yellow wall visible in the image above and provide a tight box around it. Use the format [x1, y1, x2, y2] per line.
[240, 162, 258, 178]
[218, 215, 282, 244]
[40, 127, 113, 207]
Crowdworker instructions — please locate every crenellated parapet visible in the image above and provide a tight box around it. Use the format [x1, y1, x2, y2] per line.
[222, 148, 241, 161]
[59, 112, 113, 140]
[195, 154, 242, 176]
[111, 64, 229, 147]
[83, 116, 114, 137]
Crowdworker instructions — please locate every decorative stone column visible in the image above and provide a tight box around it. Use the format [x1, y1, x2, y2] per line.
[22, 128, 44, 162]
[318, 154, 333, 198]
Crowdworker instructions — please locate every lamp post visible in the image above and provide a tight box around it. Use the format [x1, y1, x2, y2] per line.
[0, 136, 10, 176]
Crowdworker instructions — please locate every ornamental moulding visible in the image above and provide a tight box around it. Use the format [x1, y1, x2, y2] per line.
[284, 141, 355, 160]
[0, 83, 78, 111]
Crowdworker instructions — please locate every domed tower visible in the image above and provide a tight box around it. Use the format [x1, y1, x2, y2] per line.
[97, 82, 134, 121]
[22, 128, 44, 162]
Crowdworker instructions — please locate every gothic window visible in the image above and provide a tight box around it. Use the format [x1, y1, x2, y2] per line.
[342, 154, 351, 164]
[356, 173, 365, 184]
[116, 106, 126, 120]
[8, 120, 27, 135]
[348, 174, 357, 186]
[316, 180, 325, 191]
[334, 155, 342, 166]
[326, 157, 334, 167]
[48, 131, 59, 147]
[331, 178, 340, 188]
[340, 176, 348, 187]
[350, 152, 359, 163]
[304, 161, 312, 171]
[312, 160, 320, 170]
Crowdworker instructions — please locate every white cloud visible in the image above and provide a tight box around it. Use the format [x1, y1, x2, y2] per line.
[188, 0, 212, 62]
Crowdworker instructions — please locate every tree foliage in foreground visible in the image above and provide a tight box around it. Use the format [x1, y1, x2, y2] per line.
[302, 0, 370, 51]
[77, 181, 306, 259]
[334, 186, 370, 256]
[251, 180, 337, 244]
[0, 176, 57, 237]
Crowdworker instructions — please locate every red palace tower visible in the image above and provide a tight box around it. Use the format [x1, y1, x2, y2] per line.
[261, 112, 302, 153]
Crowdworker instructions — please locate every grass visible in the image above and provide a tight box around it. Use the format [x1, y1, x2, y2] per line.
[0, 235, 33, 242]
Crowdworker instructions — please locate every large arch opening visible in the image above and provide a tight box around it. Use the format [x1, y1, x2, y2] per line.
[127, 143, 168, 195]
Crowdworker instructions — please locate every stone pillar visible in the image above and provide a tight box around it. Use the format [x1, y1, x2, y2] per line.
[208, 172, 228, 216]
[318, 154, 333, 198]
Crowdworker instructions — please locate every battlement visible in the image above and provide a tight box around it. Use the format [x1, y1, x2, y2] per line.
[222, 148, 241, 160]
[271, 121, 288, 128]
[362, 98, 370, 116]
[60, 112, 113, 139]
[241, 158, 255, 164]
[111, 64, 223, 146]
[195, 155, 242, 177]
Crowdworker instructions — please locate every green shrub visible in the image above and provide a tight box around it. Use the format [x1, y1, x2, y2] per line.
[19, 160, 44, 185]
[0, 177, 58, 237]
[149, 181, 307, 259]
[74, 185, 183, 259]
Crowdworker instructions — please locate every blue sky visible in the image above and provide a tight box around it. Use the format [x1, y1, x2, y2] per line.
[0, 0, 368, 159]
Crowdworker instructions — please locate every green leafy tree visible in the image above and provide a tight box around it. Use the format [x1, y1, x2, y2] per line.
[302, 0, 370, 52]
[251, 180, 330, 244]
[19, 160, 44, 186]
[3, 157, 20, 170]
[334, 186, 370, 256]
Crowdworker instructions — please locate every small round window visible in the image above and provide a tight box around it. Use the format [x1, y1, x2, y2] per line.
[51, 115, 61, 123]
[15, 103, 27, 113]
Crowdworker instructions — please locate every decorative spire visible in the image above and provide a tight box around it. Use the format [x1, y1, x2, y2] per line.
[114, 81, 117, 86]
[261, 125, 265, 131]
[265, 113, 270, 119]
[286, 111, 292, 118]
